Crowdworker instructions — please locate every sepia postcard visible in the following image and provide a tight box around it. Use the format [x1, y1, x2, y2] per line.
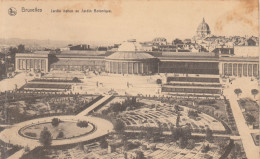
[0, 0, 259, 158]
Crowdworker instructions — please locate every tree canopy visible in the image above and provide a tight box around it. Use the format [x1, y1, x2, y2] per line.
[114, 120, 125, 133]
[51, 118, 60, 127]
[234, 89, 242, 97]
[39, 127, 52, 147]
[251, 89, 259, 99]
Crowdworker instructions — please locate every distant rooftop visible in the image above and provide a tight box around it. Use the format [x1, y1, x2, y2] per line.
[161, 52, 216, 57]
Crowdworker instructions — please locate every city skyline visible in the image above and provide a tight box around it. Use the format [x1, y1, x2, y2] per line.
[0, 0, 259, 43]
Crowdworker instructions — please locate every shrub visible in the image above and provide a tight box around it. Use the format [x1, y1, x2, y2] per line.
[188, 110, 199, 118]
[178, 137, 187, 149]
[135, 150, 145, 159]
[114, 120, 125, 133]
[51, 118, 60, 127]
[25, 132, 37, 138]
[56, 131, 64, 139]
[72, 77, 81, 83]
[198, 99, 216, 105]
[203, 154, 213, 159]
[100, 139, 108, 148]
[201, 144, 210, 153]
[245, 113, 256, 125]
[186, 139, 195, 149]
[77, 121, 89, 128]
[156, 79, 162, 84]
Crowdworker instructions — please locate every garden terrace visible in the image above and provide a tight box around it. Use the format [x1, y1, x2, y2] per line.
[119, 106, 225, 133]
[167, 77, 220, 83]
[0, 94, 98, 124]
[99, 97, 226, 133]
[24, 137, 227, 159]
[163, 76, 222, 96]
[164, 83, 222, 88]
[157, 93, 221, 99]
[22, 83, 72, 91]
[162, 87, 221, 94]
[31, 78, 82, 83]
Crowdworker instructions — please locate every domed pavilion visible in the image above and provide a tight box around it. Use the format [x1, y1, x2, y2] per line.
[105, 39, 159, 75]
[196, 18, 211, 38]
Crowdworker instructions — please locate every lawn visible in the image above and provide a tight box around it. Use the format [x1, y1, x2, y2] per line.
[20, 121, 94, 140]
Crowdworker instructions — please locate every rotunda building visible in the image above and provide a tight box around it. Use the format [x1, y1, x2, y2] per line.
[105, 40, 159, 75]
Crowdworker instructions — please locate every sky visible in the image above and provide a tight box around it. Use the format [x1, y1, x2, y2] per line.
[0, 0, 259, 43]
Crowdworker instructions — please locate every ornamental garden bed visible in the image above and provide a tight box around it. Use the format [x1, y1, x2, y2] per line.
[19, 121, 94, 140]
[238, 98, 259, 128]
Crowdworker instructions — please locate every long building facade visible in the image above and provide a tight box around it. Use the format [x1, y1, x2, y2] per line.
[15, 42, 259, 78]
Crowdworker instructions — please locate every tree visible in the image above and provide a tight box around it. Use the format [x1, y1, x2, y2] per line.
[216, 139, 228, 155]
[251, 89, 259, 99]
[186, 139, 195, 149]
[174, 105, 180, 112]
[205, 128, 213, 142]
[72, 77, 81, 83]
[171, 127, 182, 141]
[8, 47, 18, 63]
[156, 79, 162, 84]
[234, 89, 242, 97]
[176, 113, 180, 127]
[135, 150, 145, 159]
[17, 44, 25, 53]
[173, 38, 184, 45]
[100, 138, 108, 148]
[114, 120, 125, 133]
[245, 113, 255, 125]
[201, 144, 210, 153]
[51, 118, 60, 127]
[39, 127, 52, 147]
[178, 137, 186, 149]
[183, 126, 192, 140]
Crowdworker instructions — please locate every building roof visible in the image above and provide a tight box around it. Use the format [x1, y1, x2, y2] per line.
[161, 51, 216, 57]
[51, 59, 104, 66]
[106, 40, 156, 60]
[60, 50, 106, 55]
[106, 51, 155, 60]
[16, 52, 49, 58]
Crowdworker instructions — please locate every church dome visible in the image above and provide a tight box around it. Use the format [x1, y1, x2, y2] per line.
[197, 18, 211, 38]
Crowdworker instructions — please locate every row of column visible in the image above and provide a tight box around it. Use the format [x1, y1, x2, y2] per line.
[222, 63, 258, 77]
[106, 61, 151, 74]
[16, 58, 48, 72]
